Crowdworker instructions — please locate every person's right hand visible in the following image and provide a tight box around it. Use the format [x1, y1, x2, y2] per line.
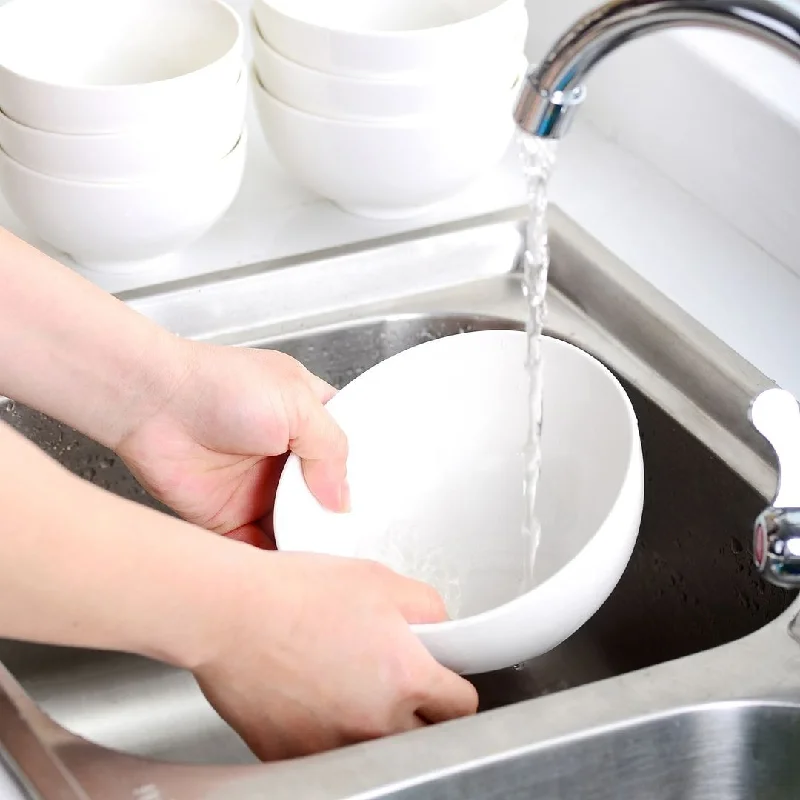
[193, 549, 479, 761]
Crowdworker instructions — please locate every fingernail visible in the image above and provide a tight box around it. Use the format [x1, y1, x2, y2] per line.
[338, 479, 352, 513]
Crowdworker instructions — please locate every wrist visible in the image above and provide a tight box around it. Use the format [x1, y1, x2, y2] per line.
[0, 426, 262, 668]
[158, 538, 277, 673]
[99, 326, 195, 452]
[0, 230, 194, 450]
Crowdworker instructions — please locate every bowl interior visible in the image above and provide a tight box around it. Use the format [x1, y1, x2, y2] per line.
[259, 0, 513, 32]
[274, 331, 638, 622]
[0, 0, 240, 85]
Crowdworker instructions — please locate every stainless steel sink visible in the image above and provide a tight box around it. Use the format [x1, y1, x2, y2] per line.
[2, 206, 800, 799]
[374, 700, 800, 800]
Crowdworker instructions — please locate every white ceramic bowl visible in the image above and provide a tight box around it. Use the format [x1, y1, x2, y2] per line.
[0, 130, 247, 272]
[251, 68, 518, 218]
[253, 0, 527, 77]
[251, 12, 526, 121]
[273, 330, 644, 675]
[0, 0, 243, 134]
[0, 66, 247, 183]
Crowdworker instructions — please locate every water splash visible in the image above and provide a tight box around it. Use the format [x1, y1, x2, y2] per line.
[518, 133, 559, 592]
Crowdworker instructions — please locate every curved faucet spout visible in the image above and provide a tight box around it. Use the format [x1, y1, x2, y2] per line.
[514, 0, 800, 138]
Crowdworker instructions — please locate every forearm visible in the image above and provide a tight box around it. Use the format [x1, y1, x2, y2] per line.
[0, 228, 188, 449]
[0, 420, 250, 669]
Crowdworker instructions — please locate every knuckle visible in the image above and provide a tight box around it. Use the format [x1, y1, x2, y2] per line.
[384, 635, 430, 693]
[267, 349, 304, 373]
[330, 419, 349, 459]
[395, 664, 428, 705]
[421, 583, 448, 620]
[461, 681, 480, 714]
[344, 709, 393, 741]
[362, 559, 395, 583]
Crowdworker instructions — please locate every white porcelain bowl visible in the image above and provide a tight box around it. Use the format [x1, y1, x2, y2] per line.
[0, 130, 247, 272]
[0, 67, 247, 182]
[251, 12, 526, 121]
[273, 330, 644, 675]
[251, 68, 518, 218]
[253, 0, 527, 77]
[0, 0, 243, 134]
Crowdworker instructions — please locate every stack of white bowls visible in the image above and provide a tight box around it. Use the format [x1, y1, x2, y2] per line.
[250, 0, 529, 220]
[0, 0, 247, 272]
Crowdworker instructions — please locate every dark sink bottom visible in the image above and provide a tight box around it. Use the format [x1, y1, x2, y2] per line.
[471, 374, 788, 709]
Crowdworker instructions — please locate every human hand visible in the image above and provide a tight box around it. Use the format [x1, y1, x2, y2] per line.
[115, 342, 348, 548]
[194, 549, 479, 760]
[113, 339, 480, 758]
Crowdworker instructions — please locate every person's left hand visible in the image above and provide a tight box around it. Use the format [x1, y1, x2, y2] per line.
[115, 341, 349, 549]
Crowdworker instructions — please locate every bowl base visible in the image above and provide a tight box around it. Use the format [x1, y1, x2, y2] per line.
[69, 250, 181, 275]
[336, 196, 454, 220]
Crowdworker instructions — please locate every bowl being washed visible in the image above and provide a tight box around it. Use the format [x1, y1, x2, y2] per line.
[273, 329, 644, 675]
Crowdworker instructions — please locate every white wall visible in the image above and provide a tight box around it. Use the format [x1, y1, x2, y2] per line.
[525, 0, 800, 278]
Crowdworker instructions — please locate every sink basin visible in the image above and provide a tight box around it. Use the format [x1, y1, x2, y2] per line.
[0, 311, 791, 765]
[1, 208, 799, 799]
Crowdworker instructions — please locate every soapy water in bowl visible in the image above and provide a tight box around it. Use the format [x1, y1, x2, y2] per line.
[372, 135, 558, 621]
[363, 523, 463, 619]
[349, 135, 558, 622]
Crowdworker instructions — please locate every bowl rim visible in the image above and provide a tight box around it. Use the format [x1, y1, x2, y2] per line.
[0, 127, 248, 187]
[0, 64, 247, 141]
[273, 330, 643, 635]
[250, 10, 524, 89]
[253, 0, 524, 41]
[0, 0, 243, 92]
[250, 61, 526, 129]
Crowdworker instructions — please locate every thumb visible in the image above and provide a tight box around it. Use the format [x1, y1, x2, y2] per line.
[382, 569, 450, 625]
[287, 383, 350, 513]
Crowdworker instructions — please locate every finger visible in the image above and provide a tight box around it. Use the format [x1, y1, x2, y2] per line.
[306, 372, 338, 405]
[258, 513, 278, 549]
[222, 522, 277, 551]
[394, 714, 428, 734]
[380, 568, 449, 625]
[416, 668, 479, 724]
[287, 358, 337, 404]
[287, 385, 350, 513]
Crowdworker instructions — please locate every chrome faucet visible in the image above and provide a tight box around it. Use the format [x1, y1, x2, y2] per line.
[514, 0, 800, 140]
[512, 0, 800, 589]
